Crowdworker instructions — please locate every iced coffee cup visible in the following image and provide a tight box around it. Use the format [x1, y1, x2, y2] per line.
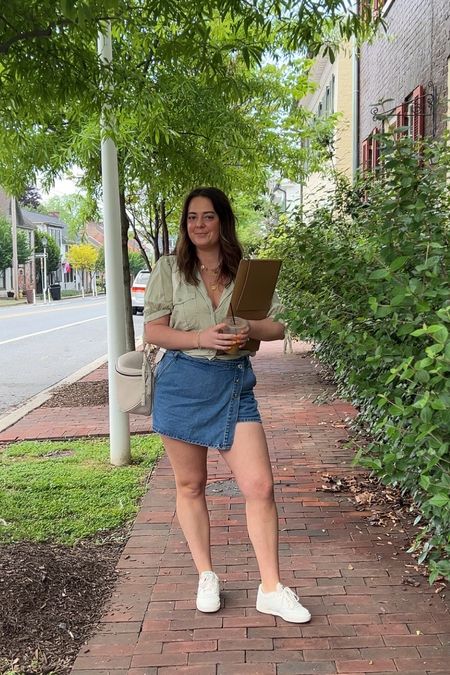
[222, 316, 248, 354]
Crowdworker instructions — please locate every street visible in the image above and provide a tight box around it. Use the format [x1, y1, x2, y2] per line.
[0, 296, 144, 415]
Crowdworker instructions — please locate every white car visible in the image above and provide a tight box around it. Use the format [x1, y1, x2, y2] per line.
[131, 269, 151, 314]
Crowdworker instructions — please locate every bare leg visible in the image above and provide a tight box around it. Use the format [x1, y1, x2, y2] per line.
[219, 422, 280, 592]
[162, 436, 212, 573]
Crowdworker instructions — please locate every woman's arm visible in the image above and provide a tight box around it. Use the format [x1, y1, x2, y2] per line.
[247, 318, 285, 342]
[145, 315, 199, 350]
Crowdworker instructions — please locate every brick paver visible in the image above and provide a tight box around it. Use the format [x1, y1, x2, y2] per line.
[0, 365, 149, 441]
[3, 341, 449, 673]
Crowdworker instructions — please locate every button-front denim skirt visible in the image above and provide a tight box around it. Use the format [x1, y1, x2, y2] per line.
[152, 350, 261, 450]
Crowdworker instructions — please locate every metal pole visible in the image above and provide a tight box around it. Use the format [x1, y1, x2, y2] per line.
[43, 245, 48, 303]
[10, 197, 19, 300]
[98, 21, 131, 466]
[351, 1, 360, 180]
[40, 257, 44, 301]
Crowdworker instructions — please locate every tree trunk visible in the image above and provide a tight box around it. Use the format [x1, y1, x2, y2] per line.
[153, 202, 161, 262]
[129, 222, 152, 272]
[119, 190, 135, 351]
[161, 199, 170, 254]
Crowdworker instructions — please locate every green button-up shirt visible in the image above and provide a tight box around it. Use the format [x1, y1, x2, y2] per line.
[143, 255, 282, 360]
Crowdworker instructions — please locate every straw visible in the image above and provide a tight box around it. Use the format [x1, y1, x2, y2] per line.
[230, 303, 236, 325]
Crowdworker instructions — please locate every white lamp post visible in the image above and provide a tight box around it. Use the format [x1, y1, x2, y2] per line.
[42, 235, 48, 303]
[98, 22, 131, 465]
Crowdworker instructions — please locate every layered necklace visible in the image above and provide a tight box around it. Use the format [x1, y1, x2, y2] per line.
[199, 262, 222, 291]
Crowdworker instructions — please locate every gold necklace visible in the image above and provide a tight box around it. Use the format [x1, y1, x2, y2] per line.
[199, 263, 221, 291]
[199, 263, 220, 273]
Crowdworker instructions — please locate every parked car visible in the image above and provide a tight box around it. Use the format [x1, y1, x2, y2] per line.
[131, 269, 151, 314]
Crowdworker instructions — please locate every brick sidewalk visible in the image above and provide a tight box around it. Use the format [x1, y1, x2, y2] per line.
[3, 341, 449, 673]
[0, 365, 149, 442]
[69, 342, 450, 674]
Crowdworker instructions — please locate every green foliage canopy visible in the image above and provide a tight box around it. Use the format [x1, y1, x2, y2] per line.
[0, 1, 378, 194]
[42, 193, 99, 240]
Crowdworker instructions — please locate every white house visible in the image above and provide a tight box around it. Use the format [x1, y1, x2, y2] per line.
[0, 189, 36, 298]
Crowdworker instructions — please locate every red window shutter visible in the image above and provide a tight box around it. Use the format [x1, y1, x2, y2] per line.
[412, 85, 425, 140]
[395, 104, 406, 128]
[371, 128, 380, 169]
[362, 138, 370, 172]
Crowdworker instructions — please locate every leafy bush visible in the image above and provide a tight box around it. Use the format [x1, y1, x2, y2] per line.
[0, 215, 32, 269]
[260, 132, 450, 580]
[34, 229, 61, 273]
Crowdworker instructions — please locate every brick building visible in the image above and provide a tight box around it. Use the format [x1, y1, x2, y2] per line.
[359, 0, 450, 167]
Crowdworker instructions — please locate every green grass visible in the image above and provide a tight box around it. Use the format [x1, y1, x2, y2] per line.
[0, 298, 26, 307]
[0, 435, 163, 545]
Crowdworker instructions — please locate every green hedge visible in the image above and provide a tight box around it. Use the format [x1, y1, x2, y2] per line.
[260, 133, 450, 580]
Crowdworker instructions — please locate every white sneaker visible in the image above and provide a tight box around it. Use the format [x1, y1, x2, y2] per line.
[256, 583, 311, 623]
[196, 571, 221, 613]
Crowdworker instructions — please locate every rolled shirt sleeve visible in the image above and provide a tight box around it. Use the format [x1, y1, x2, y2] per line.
[143, 256, 174, 323]
[266, 290, 285, 323]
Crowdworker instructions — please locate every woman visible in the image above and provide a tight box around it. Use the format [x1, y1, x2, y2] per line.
[144, 187, 311, 623]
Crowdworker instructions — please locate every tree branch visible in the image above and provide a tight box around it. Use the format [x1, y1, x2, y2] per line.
[0, 21, 69, 54]
[0, 15, 118, 54]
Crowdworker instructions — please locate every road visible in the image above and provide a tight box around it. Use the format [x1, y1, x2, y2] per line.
[0, 296, 144, 416]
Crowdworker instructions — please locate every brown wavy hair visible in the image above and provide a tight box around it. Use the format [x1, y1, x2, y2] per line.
[176, 187, 243, 286]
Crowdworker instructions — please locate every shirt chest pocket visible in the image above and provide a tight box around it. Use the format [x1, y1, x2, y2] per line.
[171, 288, 199, 330]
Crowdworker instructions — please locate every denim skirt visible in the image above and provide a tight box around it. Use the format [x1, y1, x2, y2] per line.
[152, 350, 261, 450]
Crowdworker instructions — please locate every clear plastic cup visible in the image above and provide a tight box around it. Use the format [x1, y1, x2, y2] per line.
[222, 316, 248, 354]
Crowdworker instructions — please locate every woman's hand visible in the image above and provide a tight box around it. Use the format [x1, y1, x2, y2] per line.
[199, 321, 250, 351]
[235, 320, 250, 348]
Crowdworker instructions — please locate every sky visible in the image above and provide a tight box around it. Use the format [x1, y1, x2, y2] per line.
[38, 171, 83, 201]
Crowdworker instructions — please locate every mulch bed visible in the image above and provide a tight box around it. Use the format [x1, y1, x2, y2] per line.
[1, 378, 120, 674]
[42, 381, 109, 408]
[0, 534, 126, 675]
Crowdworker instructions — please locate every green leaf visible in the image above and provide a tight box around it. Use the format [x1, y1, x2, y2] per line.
[430, 399, 446, 411]
[420, 406, 433, 424]
[427, 324, 448, 344]
[413, 391, 430, 409]
[369, 268, 390, 280]
[415, 370, 430, 384]
[419, 475, 431, 490]
[426, 344, 444, 358]
[391, 293, 406, 306]
[389, 256, 409, 271]
[428, 494, 449, 507]
[376, 305, 393, 318]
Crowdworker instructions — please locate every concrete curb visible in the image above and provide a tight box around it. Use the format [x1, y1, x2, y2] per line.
[0, 354, 108, 434]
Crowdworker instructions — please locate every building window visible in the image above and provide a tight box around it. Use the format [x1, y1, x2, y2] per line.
[375, 85, 426, 140]
[325, 86, 331, 114]
[330, 75, 335, 114]
[411, 85, 425, 140]
[381, 103, 407, 136]
[64, 266, 75, 284]
[0, 269, 5, 290]
[361, 128, 380, 173]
